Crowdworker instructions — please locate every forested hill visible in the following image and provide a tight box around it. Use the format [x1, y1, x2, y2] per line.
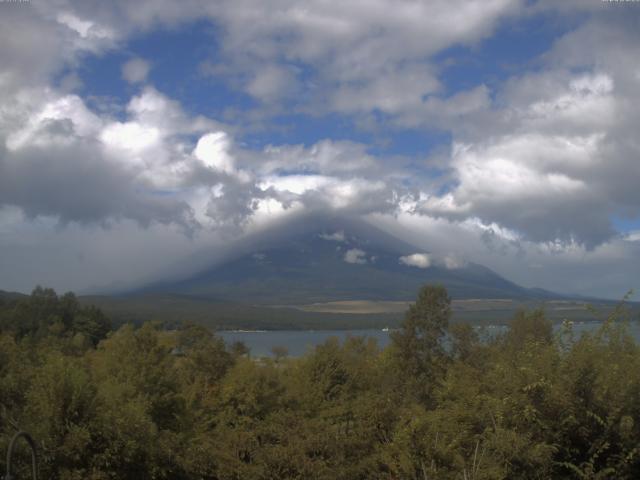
[0, 286, 110, 345]
[0, 289, 26, 301]
[1, 286, 640, 479]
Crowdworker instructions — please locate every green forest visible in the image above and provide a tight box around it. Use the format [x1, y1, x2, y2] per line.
[1, 286, 639, 479]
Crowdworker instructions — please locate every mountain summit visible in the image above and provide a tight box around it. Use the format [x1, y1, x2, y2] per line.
[138, 215, 552, 305]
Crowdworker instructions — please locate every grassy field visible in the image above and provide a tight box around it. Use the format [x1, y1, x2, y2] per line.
[287, 298, 596, 314]
[78, 294, 640, 330]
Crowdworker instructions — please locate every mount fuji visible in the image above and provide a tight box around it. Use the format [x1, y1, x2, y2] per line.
[134, 215, 556, 305]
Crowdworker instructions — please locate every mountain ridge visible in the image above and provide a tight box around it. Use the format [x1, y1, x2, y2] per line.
[131, 214, 564, 305]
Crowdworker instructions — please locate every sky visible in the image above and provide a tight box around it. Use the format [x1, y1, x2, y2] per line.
[0, 0, 639, 299]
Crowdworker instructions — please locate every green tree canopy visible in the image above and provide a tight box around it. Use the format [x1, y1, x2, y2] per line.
[391, 284, 451, 404]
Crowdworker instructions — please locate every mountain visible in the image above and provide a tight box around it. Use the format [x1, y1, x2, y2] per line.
[134, 215, 556, 305]
[81, 215, 634, 329]
[0, 290, 27, 302]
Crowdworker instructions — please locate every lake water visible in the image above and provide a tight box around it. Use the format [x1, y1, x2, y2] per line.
[219, 321, 640, 357]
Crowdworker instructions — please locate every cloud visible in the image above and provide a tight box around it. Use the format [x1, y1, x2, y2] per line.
[195, 0, 523, 119]
[0, 80, 415, 235]
[5, 93, 103, 151]
[0, 0, 524, 236]
[257, 140, 378, 176]
[122, 58, 151, 84]
[344, 248, 367, 264]
[319, 231, 345, 242]
[0, 138, 198, 231]
[417, 63, 640, 248]
[246, 64, 299, 103]
[399, 253, 432, 269]
[419, 130, 613, 247]
[384, 211, 640, 299]
[0, 4, 117, 95]
[2, 0, 522, 108]
[56, 12, 114, 43]
[258, 171, 405, 217]
[193, 132, 237, 175]
[443, 254, 466, 270]
[203, 179, 265, 230]
[0, 85, 224, 231]
[414, 11, 640, 250]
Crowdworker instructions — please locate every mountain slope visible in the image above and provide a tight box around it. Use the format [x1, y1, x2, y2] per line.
[0, 290, 28, 302]
[137, 215, 553, 305]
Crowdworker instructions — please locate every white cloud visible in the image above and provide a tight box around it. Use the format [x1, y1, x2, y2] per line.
[126, 87, 218, 134]
[319, 231, 345, 242]
[1, 0, 524, 124]
[259, 174, 330, 196]
[443, 254, 466, 270]
[344, 248, 367, 264]
[259, 140, 378, 176]
[0, 83, 406, 233]
[418, 68, 636, 248]
[259, 172, 400, 216]
[122, 58, 151, 84]
[193, 132, 236, 174]
[56, 12, 113, 41]
[195, 0, 523, 119]
[330, 63, 440, 115]
[246, 64, 297, 102]
[399, 253, 432, 269]
[101, 122, 161, 155]
[0, 85, 230, 232]
[53, 11, 116, 57]
[370, 211, 640, 299]
[5, 93, 103, 151]
[0, 0, 525, 233]
[394, 84, 492, 129]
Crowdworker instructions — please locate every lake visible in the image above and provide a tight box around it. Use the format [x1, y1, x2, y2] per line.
[219, 321, 640, 357]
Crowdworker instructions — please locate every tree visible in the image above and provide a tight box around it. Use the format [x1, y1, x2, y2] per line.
[449, 322, 479, 363]
[271, 345, 289, 363]
[504, 308, 552, 349]
[391, 284, 451, 404]
[0, 287, 110, 346]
